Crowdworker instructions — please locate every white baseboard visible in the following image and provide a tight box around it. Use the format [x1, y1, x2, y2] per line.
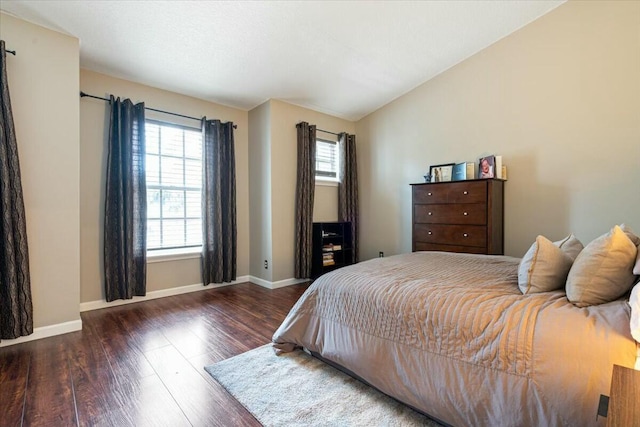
[0, 319, 83, 348]
[79, 275, 251, 312]
[250, 275, 308, 289]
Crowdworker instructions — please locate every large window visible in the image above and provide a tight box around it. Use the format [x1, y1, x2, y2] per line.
[145, 120, 202, 251]
[315, 138, 339, 181]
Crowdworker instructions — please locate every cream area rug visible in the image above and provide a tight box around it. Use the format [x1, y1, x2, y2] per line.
[205, 344, 443, 427]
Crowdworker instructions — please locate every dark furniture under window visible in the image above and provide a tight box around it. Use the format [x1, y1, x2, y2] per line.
[312, 222, 353, 278]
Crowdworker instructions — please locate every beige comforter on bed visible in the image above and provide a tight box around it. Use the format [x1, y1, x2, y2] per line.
[273, 252, 637, 427]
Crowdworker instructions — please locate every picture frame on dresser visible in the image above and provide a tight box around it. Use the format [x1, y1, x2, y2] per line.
[478, 155, 495, 179]
[429, 163, 455, 182]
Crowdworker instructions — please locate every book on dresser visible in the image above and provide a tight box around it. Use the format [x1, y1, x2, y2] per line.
[452, 162, 476, 181]
[410, 178, 504, 255]
[312, 222, 353, 278]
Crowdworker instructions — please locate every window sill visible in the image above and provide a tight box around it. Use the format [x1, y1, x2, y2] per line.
[315, 179, 339, 187]
[147, 247, 202, 263]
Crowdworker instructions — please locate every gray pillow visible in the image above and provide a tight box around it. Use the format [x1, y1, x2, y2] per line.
[554, 234, 583, 261]
[566, 225, 638, 307]
[620, 223, 640, 246]
[518, 235, 574, 295]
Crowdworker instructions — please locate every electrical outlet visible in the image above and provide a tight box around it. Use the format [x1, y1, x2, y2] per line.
[264, 260, 268, 269]
[379, 251, 384, 258]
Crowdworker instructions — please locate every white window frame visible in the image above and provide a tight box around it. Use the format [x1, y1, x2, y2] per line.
[315, 138, 340, 186]
[145, 119, 203, 259]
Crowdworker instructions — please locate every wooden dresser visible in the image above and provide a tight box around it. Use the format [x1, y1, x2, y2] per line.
[411, 178, 504, 255]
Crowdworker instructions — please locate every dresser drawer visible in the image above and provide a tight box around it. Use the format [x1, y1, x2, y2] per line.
[447, 181, 487, 204]
[415, 242, 487, 254]
[414, 224, 487, 247]
[414, 203, 486, 225]
[412, 185, 448, 204]
[412, 181, 487, 204]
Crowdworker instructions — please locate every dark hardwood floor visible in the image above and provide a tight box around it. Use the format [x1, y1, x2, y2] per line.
[0, 282, 310, 427]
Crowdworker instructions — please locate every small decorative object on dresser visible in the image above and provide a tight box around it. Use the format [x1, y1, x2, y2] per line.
[429, 163, 455, 182]
[411, 178, 504, 254]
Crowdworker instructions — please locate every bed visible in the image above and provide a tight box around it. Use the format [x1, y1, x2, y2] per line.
[272, 250, 639, 426]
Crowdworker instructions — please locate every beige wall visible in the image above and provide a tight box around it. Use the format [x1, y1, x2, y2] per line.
[8, 0, 633, 321]
[248, 101, 273, 281]
[313, 184, 339, 222]
[80, 70, 249, 303]
[0, 13, 81, 328]
[247, 99, 354, 282]
[356, 0, 640, 260]
[269, 100, 355, 281]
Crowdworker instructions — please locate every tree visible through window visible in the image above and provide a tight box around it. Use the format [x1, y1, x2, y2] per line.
[145, 120, 202, 250]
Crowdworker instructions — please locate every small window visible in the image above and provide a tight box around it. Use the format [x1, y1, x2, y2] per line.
[316, 138, 339, 181]
[145, 120, 202, 251]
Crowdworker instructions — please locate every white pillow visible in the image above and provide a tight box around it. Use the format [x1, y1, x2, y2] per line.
[630, 284, 640, 342]
[554, 234, 583, 261]
[566, 225, 637, 307]
[518, 236, 573, 294]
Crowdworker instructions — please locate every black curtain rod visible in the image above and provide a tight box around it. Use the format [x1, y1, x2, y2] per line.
[317, 128, 341, 136]
[297, 123, 341, 136]
[80, 91, 237, 129]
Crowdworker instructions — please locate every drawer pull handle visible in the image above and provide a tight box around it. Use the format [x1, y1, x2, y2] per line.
[463, 233, 468, 237]
[427, 192, 432, 196]
[428, 212, 432, 216]
[428, 231, 432, 235]
[463, 212, 468, 216]
[463, 191, 468, 195]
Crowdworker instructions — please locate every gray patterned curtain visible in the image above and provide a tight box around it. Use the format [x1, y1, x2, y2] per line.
[0, 40, 33, 340]
[201, 119, 236, 285]
[294, 122, 316, 278]
[338, 132, 359, 263]
[104, 96, 147, 302]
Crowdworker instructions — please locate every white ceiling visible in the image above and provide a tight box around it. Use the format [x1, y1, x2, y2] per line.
[1, 0, 564, 121]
